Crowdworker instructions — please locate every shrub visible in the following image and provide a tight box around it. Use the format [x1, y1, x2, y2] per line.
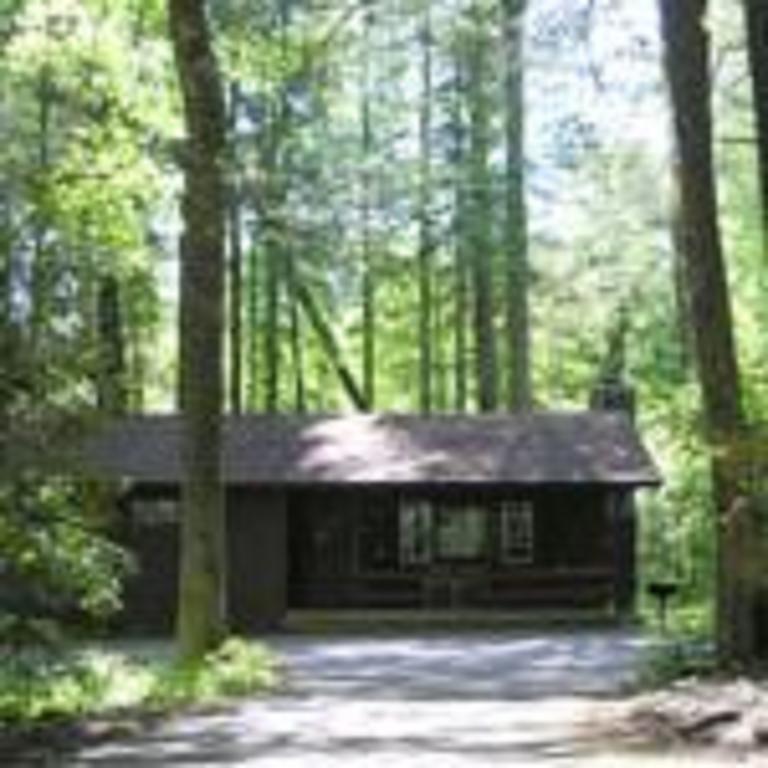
[0, 637, 277, 725]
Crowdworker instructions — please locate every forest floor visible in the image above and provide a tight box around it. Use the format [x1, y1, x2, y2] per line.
[8, 629, 768, 766]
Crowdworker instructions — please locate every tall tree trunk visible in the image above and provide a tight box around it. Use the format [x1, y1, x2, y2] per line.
[293, 278, 368, 411]
[168, 0, 228, 659]
[452, 56, 469, 413]
[262, 0, 293, 414]
[0, 195, 18, 463]
[433, 270, 447, 410]
[89, 274, 128, 529]
[246, 243, 260, 410]
[466, 8, 498, 412]
[96, 275, 127, 416]
[417, 1, 434, 413]
[29, 65, 52, 384]
[501, 0, 531, 410]
[227, 82, 243, 415]
[659, 0, 752, 663]
[361, 0, 376, 410]
[285, 251, 306, 412]
[262, 152, 282, 414]
[744, 0, 768, 254]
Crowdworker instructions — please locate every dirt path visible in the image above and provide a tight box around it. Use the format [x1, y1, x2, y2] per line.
[60, 630, 765, 767]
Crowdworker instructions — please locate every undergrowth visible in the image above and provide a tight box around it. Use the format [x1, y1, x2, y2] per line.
[0, 637, 277, 725]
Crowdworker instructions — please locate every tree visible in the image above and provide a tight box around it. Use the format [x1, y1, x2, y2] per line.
[658, 0, 753, 663]
[501, 0, 531, 410]
[96, 276, 127, 417]
[744, 0, 768, 254]
[361, 0, 376, 410]
[450, 52, 469, 413]
[227, 82, 244, 415]
[465, 5, 498, 412]
[417, 0, 434, 413]
[168, 0, 228, 659]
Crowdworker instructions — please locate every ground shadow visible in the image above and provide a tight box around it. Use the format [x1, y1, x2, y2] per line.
[47, 630, 653, 766]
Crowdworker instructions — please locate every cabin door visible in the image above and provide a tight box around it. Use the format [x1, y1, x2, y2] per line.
[401, 501, 492, 608]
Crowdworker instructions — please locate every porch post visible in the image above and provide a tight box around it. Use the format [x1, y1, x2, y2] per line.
[610, 492, 637, 617]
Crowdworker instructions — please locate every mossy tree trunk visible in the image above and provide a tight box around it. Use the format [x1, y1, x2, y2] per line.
[168, 0, 228, 660]
[744, 0, 768, 256]
[501, 0, 531, 411]
[659, 0, 754, 664]
[465, 6, 497, 412]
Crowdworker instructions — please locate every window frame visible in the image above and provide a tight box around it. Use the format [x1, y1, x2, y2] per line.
[433, 503, 489, 562]
[499, 500, 535, 565]
[131, 497, 179, 527]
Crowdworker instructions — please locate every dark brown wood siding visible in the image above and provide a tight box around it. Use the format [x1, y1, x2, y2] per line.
[286, 486, 627, 612]
[119, 485, 287, 633]
[118, 482, 635, 631]
[227, 488, 286, 631]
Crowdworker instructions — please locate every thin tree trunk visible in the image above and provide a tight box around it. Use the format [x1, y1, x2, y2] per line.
[168, 0, 228, 659]
[127, 316, 146, 411]
[285, 251, 306, 412]
[452, 56, 469, 413]
[294, 279, 368, 410]
[433, 270, 447, 410]
[659, 0, 751, 664]
[361, 0, 376, 410]
[263, 203, 281, 413]
[29, 65, 52, 380]
[227, 82, 243, 415]
[744, 0, 768, 255]
[96, 275, 127, 416]
[0, 195, 18, 466]
[466, 8, 498, 412]
[417, 1, 434, 414]
[501, 0, 531, 411]
[246, 242, 260, 410]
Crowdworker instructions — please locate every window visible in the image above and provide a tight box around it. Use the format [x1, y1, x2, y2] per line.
[133, 498, 178, 527]
[400, 500, 490, 565]
[435, 505, 487, 560]
[357, 507, 399, 573]
[500, 501, 534, 564]
[399, 501, 432, 567]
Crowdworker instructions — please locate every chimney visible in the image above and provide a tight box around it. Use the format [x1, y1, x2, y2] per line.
[589, 374, 636, 422]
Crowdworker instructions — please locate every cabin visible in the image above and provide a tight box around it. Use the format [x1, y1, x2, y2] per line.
[84, 381, 660, 633]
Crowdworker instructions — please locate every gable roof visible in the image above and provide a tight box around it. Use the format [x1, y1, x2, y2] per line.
[83, 412, 661, 487]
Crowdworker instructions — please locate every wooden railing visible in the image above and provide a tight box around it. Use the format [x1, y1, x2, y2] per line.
[289, 567, 616, 610]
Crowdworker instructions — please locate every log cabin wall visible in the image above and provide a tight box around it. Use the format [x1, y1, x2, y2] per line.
[119, 482, 636, 632]
[286, 485, 628, 613]
[119, 485, 288, 633]
[227, 487, 287, 632]
[119, 484, 180, 633]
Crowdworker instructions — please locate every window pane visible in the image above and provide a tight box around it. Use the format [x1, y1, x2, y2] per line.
[400, 501, 432, 566]
[501, 501, 534, 564]
[436, 506, 487, 560]
[133, 499, 178, 526]
[357, 508, 399, 572]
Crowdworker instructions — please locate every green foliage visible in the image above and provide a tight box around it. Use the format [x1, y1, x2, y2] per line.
[0, 477, 131, 628]
[0, 638, 276, 724]
[145, 638, 277, 710]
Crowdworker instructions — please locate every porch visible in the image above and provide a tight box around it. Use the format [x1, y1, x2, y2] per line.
[286, 486, 629, 615]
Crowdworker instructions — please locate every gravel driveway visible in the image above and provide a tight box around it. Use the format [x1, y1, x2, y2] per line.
[65, 629, 732, 767]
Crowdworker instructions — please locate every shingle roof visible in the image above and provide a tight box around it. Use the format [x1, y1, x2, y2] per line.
[83, 412, 661, 487]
